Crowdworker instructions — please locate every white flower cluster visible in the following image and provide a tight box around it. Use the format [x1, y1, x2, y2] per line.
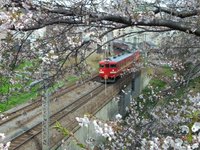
[75, 115, 90, 127]
[139, 94, 143, 99]
[0, 114, 8, 121]
[75, 114, 117, 141]
[192, 122, 200, 133]
[168, 60, 185, 71]
[167, 136, 199, 150]
[188, 93, 200, 106]
[93, 120, 114, 141]
[115, 114, 122, 121]
[180, 125, 190, 134]
[15, 12, 33, 30]
[140, 93, 200, 149]
[104, 88, 200, 149]
[40, 50, 58, 64]
[66, 36, 81, 47]
[140, 135, 200, 150]
[141, 137, 161, 150]
[0, 11, 12, 31]
[172, 73, 184, 83]
[0, 133, 11, 150]
[0, 12, 10, 21]
[0, 4, 35, 31]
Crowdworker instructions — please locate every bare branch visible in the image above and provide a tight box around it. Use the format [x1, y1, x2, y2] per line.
[154, 6, 200, 18]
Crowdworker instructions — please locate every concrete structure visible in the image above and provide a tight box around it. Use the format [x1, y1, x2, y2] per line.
[56, 69, 150, 150]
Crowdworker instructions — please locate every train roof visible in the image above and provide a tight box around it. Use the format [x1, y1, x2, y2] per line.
[100, 53, 133, 63]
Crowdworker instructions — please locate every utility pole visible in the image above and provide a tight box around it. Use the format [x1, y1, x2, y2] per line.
[42, 64, 50, 150]
[143, 33, 147, 66]
[107, 31, 113, 55]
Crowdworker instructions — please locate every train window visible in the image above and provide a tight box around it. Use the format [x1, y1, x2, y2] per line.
[105, 64, 109, 68]
[100, 64, 104, 68]
[110, 64, 116, 68]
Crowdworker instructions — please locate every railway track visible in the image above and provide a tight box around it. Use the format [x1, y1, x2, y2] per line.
[7, 83, 105, 150]
[0, 74, 98, 126]
[2, 72, 133, 149]
[7, 72, 133, 150]
[52, 73, 134, 149]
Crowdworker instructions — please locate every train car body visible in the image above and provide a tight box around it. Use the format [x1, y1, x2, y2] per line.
[99, 50, 140, 82]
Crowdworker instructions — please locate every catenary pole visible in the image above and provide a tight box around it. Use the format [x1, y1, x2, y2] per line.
[42, 63, 50, 150]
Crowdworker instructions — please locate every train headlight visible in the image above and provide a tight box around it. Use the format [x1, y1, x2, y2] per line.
[110, 71, 116, 74]
[99, 70, 104, 74]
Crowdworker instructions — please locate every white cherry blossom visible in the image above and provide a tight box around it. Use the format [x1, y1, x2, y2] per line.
[75, 115, 90, 127]
[115, 114, 122, 121]
[191, 122, 200, 133]
[180, 125, 190, 134]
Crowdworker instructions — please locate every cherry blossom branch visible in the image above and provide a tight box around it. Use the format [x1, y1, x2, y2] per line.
[2, 1, 200, 36]
[154, 6, 200, 18]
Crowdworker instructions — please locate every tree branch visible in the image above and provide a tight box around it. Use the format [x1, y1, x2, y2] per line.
[154, 6, 200, 18]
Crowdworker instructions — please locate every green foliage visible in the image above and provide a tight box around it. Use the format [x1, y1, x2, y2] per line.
[174, 87, 185, 99]
[136, 66, 174, 119]
[173, 76, 200, 103]
[0, 59, 40, 110]
[0, 50, 99, 112]
[188, 76, 200, 94]
[162, 65, 174, 77]
[142, 87, 151, 96]
[76, 143, 87, 149]
[186, 132, 193, 143]
[149, 79, 166, 91]
[0, 76, 10, 94]
[53, 121, 88, 149]
[67, 76, 79, 84]
[53, 121, 70, 136]
[15, 60, 33, 70]
[0, 73, 80, 112]
[0, 89, 38, 112]
[146, 67, 153, 76]
[186, 110, 200, 122]
[184, 110, 200, 143]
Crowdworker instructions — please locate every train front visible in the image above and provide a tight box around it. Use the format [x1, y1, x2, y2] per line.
[99, 59, 117, 82]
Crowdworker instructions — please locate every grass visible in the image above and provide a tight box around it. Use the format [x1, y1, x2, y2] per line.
[16, 60, 33, 70]
[0, 53, 103, 112]
[0, 90, 38, 112]
[0, 60, 38, 112]
[0, 77, 10, 93]
[149, 78, 166, 90]
[0, 75, 81, 112]
[67, 76, 79, 83]
[163, 66, 174, 77]
[1, 75, 81, 111]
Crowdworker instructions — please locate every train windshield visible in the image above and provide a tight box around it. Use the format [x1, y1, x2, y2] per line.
[110, 64, 116, 68]
[99, 64, 104, 68]
[100, 63, 116, 68]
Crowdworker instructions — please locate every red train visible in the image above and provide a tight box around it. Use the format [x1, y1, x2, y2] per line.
[99, 51, 140, 82]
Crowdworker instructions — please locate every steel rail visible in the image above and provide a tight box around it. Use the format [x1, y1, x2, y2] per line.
[8, 83, 104, 150]
[51, 73, 134, 150]
[0, 74, 98, 126]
